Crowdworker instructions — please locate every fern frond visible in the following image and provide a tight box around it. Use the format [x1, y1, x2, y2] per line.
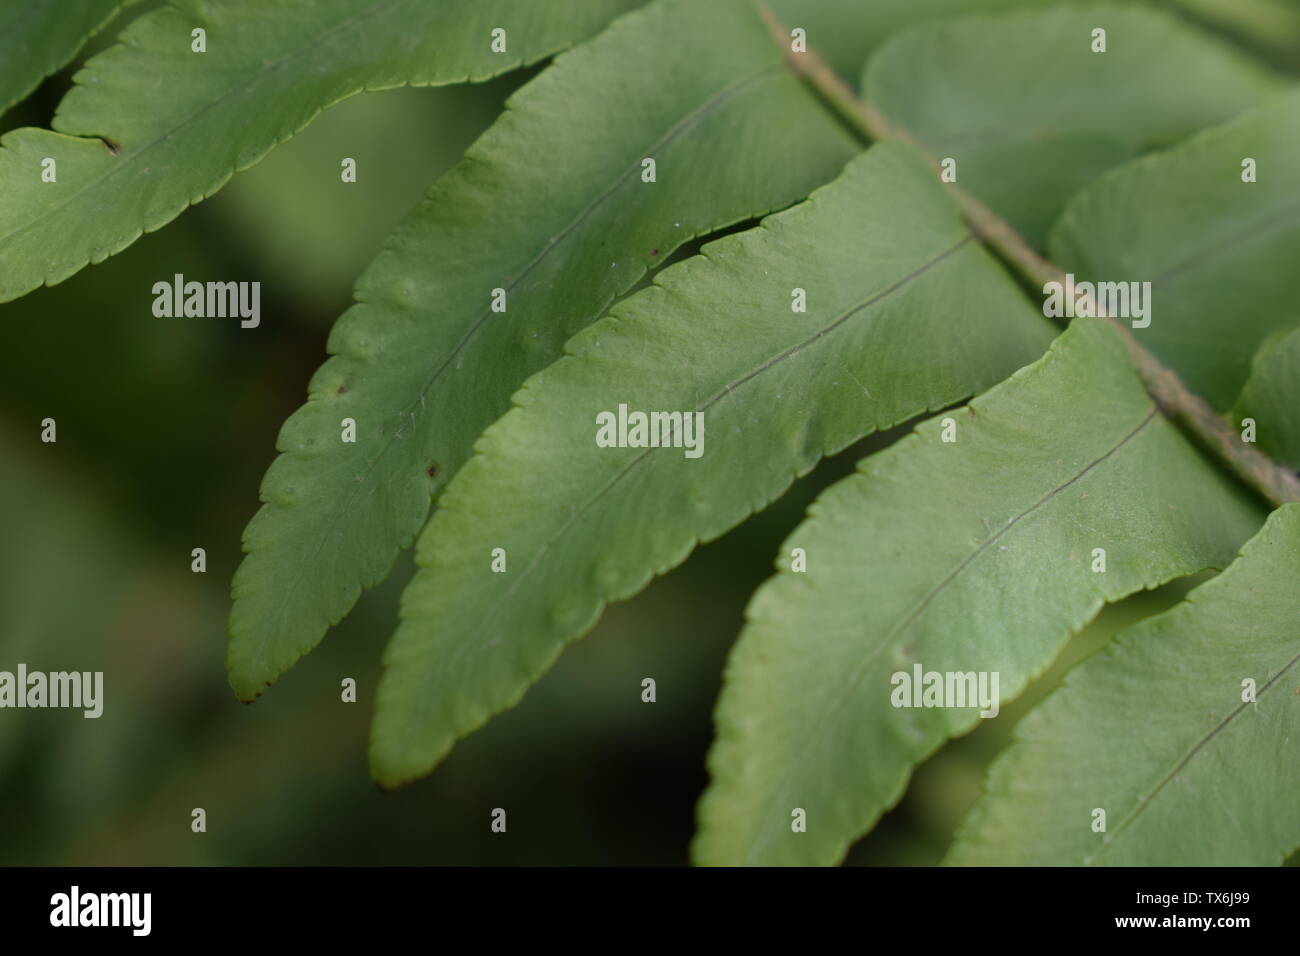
[0, 1, 135, 118]
[694, 316, 1264, 866]
[1050, 89, 1300, 410]
[226, 0, 858, 701]
[0, 0, 640, 302]
[864, 4, 1281, 245]
[947, 503, 1300, 865]
[368, 140, 1057, 788]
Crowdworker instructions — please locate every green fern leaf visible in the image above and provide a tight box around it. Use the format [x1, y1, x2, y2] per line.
[864, 3, 1281, 246]
[1233, 325, 1300, 470]
[226, 0, 859, 701]
[1049, 88, 1300, 410]
[0, 1, 134, 117]
[0, 0, 639, 302]
[947, 503, 1300, 865]
[368, 140, 1059, 788]
[693, 316, 1264, 866]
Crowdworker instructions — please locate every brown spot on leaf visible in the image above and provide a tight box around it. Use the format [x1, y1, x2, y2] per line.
[101, 137, 121, 156]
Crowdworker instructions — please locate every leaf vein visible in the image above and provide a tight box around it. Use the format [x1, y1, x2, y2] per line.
[1087, 644, 1300, 864]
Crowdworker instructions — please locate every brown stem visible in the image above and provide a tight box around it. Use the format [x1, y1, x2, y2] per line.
[757, 1, 1300, 507]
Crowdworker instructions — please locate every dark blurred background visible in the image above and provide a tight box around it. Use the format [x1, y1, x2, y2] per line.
[1, 1, 1297, 866]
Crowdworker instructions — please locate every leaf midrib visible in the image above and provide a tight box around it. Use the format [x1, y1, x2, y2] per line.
[1147, 196, 1300, 289]
[1085, 643, 1300, 865]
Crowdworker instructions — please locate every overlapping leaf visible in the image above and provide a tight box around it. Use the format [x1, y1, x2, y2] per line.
[771, 0, 1300, 79]
[947, 503, 1300, 866]
[1233, 325, 1300, 469]
[693, 317, 1264, 866]
[0, 0, 641, 302]
[369, 140, 1060, 788]
[0, 1, 132, 117]
[767, 0, 1047, 79]
[864, 3, 1282, 246]
[1170, 0, 1300, 67]
[226, 0, 860, 700]
[1050, 88, 1300, 410]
